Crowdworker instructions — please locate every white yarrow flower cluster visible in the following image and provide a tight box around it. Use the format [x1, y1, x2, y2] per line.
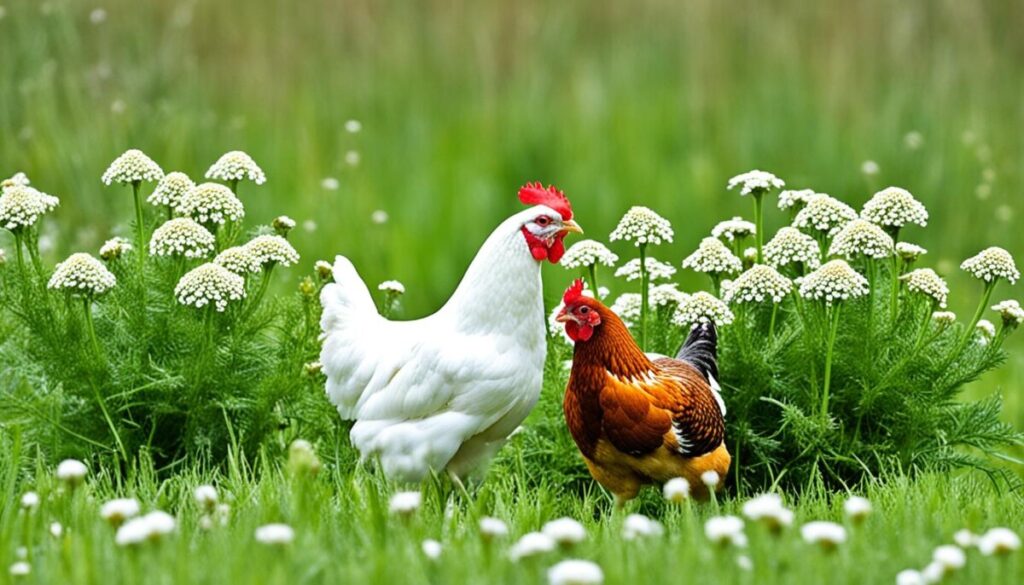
[704, 516, 747, 548]
[205, 151, 266, 185]
[148, 172, 194, 208]
[0, 185, 60, 230]
[663, 477, 690, 503]
[102, 149, 164, 185]
[742, 494, 794, 532]
[725, 265, 792, 304]
[378, 280, 405, 294]
[976, 319, 996, 343]
[711, 216, 756, 242]
[610, 293, 642, 327]
[991, 300, 1024, 327]
[764, 227, 820, 270]
[542, 518, 587, 546]
[246, 235, 300, 267]
[510, 532, 555, 560]
[561, 239, 618, 269]
[793, 194, 857, 236]
[614, 257, 676, 282]
[843, 496, 873, 522]
[828, 219, 894, 259]
[860, 187, 928, 230]
[778, 189, 816, 211]
[47, 253, 116, 295]
[254, 523, 295, 546]
[682, 237, 743, 275]
[960, 247, 1019, 284]
[174, 263, 246, 312]
[149, 218, 216, 258]
[801, 521, 847, 550]
[56, 459, 88, 484]
[727, 170, 785, 196]
[895, 242, 927, 262]
[214, 246, 262, 274]
[115, 511, 176, 546]
[178, 183, 245, 225]
[901, 268, 949, 308]
[932, 311, 957, 326]
[649, 283, 688, 308]
[99, 237, 133, 261]
[609, 206, 674, 247]
[673, 292, 735, 328]
[478, 517, 510, 540]
[622, 514, 664, 540]
[977, 527, 1021, 556]
[547, 560, 604, 585]
[798, 260, 869, 306]
[4, 171, 30, 187]
[388, 491, 422, 516]
[100, 498, 141, 526]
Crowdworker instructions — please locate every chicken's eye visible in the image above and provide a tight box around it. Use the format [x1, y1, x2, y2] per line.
[535, 216, 551, 227]
[579, 306, 589, 314]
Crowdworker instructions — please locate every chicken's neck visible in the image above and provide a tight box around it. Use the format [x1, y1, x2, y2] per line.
[571, 307, 653, 384]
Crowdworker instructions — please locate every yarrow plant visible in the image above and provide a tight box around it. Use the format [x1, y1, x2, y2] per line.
[610, 206, 673, 350]
[682, 237, 743, 294]
[727, 170, 784, 262]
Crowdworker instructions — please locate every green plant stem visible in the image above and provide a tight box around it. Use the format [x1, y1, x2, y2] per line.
[639, 244, 649, 351]
[81, 297, 127, 461]
[821, 303, 842, 422]
[752, 193, 764, 263]
[888, 253, 900, 323]
[768, 304, 778, 338]
[950, 281, 997, 361]
[82, 297, 102, 358]
[13, 232, 27, 279]
[587, 264, 599, 294]
[132, 181, 146, 270]
[246, 266, 275, 319]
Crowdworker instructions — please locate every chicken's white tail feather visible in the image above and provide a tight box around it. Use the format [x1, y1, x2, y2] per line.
[350, 412, 484, 483]
[320, 255, 379, 326]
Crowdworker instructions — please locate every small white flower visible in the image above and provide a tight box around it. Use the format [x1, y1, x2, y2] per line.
[743, 247, 757, 263]
[701, 470, 720, 489]
[610, 293, 642, 328]
[798, 260, 869, 306]
[389, 491, 421, 516]
[904, 131, 924, 150]
[8, 562, 30, 576]
[953, 529, 978, 549]
[421, 539, 442, 559]
[205, 151, 266, 185]
[214, 246, 262, 274]
[510, 532, 556, 560]
[921, 562, 945, 584]
[114, 517, 149, 546]
[843, 496, 873, 523]
[542, 518, 586, 546]
[49, 522, 63, 538]
[704, 516, 747, 548]
[371, 209, 388, 224]
[148, 172, 195, 208]
[961, 247, 1019, 284]
[622, 514, 663, 540]
[793, 194, 857, 237]
[828, 219, 894, 260]
[102, 149, 164, 185]
[561, 240, 619, 269]
[100, 498, 140, 526]
[991, 300, 1024, 327]
[663, 477, 690, 503]
[861, 160, 880, 176]
[861, 187, 928, 231]
[345, 119, 362, 133]
[609, 206, 674, 247]
[764, 227, 821, 270]
[56, 459, 88, 484]
[727, 170, 785, 196]
[711, 216, 756, 243]
[932, 311, 957, 326]
[255, 523, 294, 546]
[673, 292, 734, 329]
[246, 235, 300, 267]
[175, 263, 246, 312]
[48, 253, 116, 296]
[178, 183, 245, 225]
[99, 237, 133, 261]
[682, 237, 743, 276]
[149, 218, 216, 258]
[649, 283, 688, 309]
[146, 511, 176, 537]
[800, 521, 847, 550]
[0, 185, 60, 231]
[932, 545, 966, 572]
[272, 215, 296, 234]
[194, 485, 218, 511]
[778, 189, 817, 212]
[321, 177, 340, 190]
[479, 517, 509, 540]
[896, 242, 927, 262]
[546, 560, 604, 585]
[977, 527, 1021, 556]
[724, 265, 792, 305]
[976, 319, 996, 343]
[614, 257, 676, 282]
[20, 492, 40, 510]
[346, 150, 361, 167]
[315, 260, 333, 281]
[378, 280, 405, 294]
[895, 569, 925, 585]
[901, 268, 950, 308]
[742, 494, 794, 532]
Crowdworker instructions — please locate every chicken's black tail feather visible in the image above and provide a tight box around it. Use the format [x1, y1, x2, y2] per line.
[675, 321, 718, 382]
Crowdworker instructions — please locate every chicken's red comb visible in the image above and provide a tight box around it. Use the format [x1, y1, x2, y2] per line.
[518, 182, 573, 220]
[563, 278, 586, 305]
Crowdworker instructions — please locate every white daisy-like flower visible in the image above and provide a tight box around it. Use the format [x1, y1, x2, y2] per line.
[542, 518, 586, 546]
[100, 498, 140, 526]
[48, 253, 117, 295]
[701, 470, 720, 489]
[861, 187, 928, 231]
[778, 189, 817, 211]
[149, 218, 216, 258]
[561, 239, 619, 269]
[828, 219, 894, 260]
[977, 528, 1021, 556]
[727, 170, 785, 196]
[479, 517, 509, 540]
[991, 300, 1024, 327]
[102, 149, 164, 185]
[272, 215, 296, 235]
[99, 237, 133, 261]
[0, 185, 60, 231]
[764, 227, 821, 270]
[932, 545, 966, 572]
[711, 216, 756, 243]
[793, 194, 857, 237]
[895, 242, 927, 262]
[741, 494, 794, 532]
[178, 183, 245, 225]
[843, 496, 873, 523]
[20, 492, 40, 510]
[724, 265, 792, 305]
[378, 280, 405, 294]
[673, 292, 735, 328]
[798, 260, 869, 306]
[388, 491, 421, 516]
[510, 532, 556, 560]
[800, 521, 847, 550]
[610, 293, 642, 328]
[622, 514, 663, 540]
[255, 523, 294, 546]
[421, 539, 442, 560]
[205, 151, 266, 185]
[147, 172, 194, 208]
[609, 206, 674, 247]
[953, 529, 978, 549]
[682, 237, 743, 276]
[194, 485, 218, 511]
[900, 269, 949, 308]
[615, 257, 676, 282]
[663, 477, 690, 503]
[976, 319, 996, 343]
[895, 569, 925, 585]
[932, 311, 957, 326]
[174, 263, 246, 312]
[546, 560, 604, 585]
[961, 247, 1019, 284]
[704, 516, 747, 548]
[246, 235, 300, 267]
[214, 246, 261, 274]
[649, 283, 688, 309]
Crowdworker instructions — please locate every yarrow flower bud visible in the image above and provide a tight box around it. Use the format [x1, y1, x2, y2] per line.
[895, 242, 927, 262]
[961, 247, 1019, 284]
[147, 172, 194, 208]
[614, 257, 676, 282]
[711, 217, 756, 242]
[777, 189, 816, 212]
[149, 218, 216, 258]
[272, 215, 296, 236]
[793, 194, 857, 237]
[560, 239, 619, 269]
[377, 280, 405, 294]
[764, 227, 820, 270]
[976, 319, 996, 344]
[649, 283, 688, 309]
[901, 268, 949, 308]
[99, 237, 133, 261]
[0, 185, 59, 231]
[48, 253, 116, 296]
[174, 263, 246, 312]
[673, 292, 734, 328]
[610, 293, 642, 328]
[724, 265, 792, 305]
[860, 187, 928, 232]
[609, 206, 673, 247]
[315, 260, 333, 281]
[932, 311, 957, 327]
[102, 149, 164, 185]
[246, 235, 299, 267]
[798, 260, 869, 306]
[727, 170, 785, 196]
[682, 237, 743, 276]
[214, 246, 261, 274]
[205, 151, 266, 185]
[991, 300, 1023, 329]
[178, 183, 245, 225]
[828, 219, 894, 260]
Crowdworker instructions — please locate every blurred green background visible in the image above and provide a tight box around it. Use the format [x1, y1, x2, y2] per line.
[0, 0, 1021, 426]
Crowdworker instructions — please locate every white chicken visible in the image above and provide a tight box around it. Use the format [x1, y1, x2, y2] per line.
[320, 183, 582, 482]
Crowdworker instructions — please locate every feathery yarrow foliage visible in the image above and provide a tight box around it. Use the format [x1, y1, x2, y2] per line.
[175, 263, 246, 312]
[798, 259, 869, 305]
[764, 227, 820, 270]
[148, 172, 195, 208]
[149, 218, 216, 258]
[101, 149, 164, 185]
[47, 253, 116, 296]
[725, 265, 792, 304]
[960, 247, 1019, 284]
[560, 240, 618, 269]
[673, 291, 734, 328]
[727, 170, 785, 196]
[246, 235, 300, 267]
[0, 185, 59, 230]
[205, 151, 267, 185]
[178, 183, 245, 225]
[615, 257, 676, 282]
[609, 206, 673, 246]
[901, 269, 950, 308]
[711, 217, 756, 242]
[861, 187, 928, 231]
[793, 194, 857, 236]
[682, 237, 743, 275]
[214, 246, 262, 275]
[828, 219, 895, 260]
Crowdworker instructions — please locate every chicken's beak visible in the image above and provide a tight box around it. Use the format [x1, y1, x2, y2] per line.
[559, 220, 584, 236]
[555, 308, 573, 323]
